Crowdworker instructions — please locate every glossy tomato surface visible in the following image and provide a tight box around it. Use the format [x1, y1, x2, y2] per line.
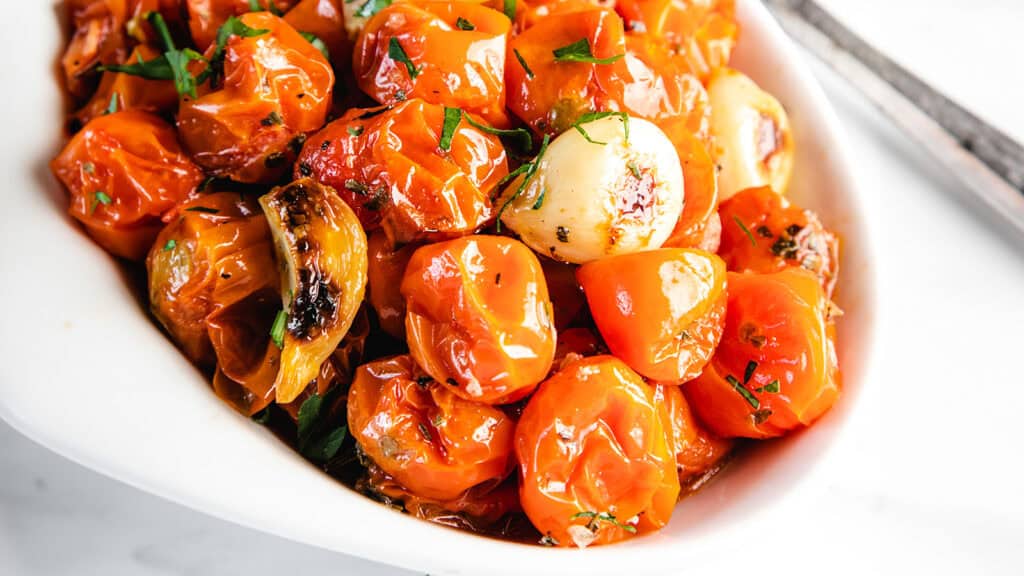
[366, 230, 417, 340]
[515, 355, 679, 547]
[653, 383, 733, 489]
[402, 236, 556, 405]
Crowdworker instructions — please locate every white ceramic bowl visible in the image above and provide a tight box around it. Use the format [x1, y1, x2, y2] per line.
[0, 2, 876, 574]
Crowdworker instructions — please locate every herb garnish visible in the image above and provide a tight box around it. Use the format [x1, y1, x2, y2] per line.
[163, 239, 176, 251]
[552, 38, 623, 65]
[512, 48, 534, 80]
[261, 111, 283, 126]
[725, 360, 780, 410]
[344, 179, 370, 196]
[494, 133, 551, 231]
[248, 0, 283, 15]
[387, 37, 420, 79]
[532, 187, 546, 209]
[82, 162, 95, 174]
[570, 511, 637, 534]
[270, 309, 287, 348]
[354, 0, 392, 18]
[455, 17, 475, 30]
[299, 32, 330, 60]
[439, 108, 533, 156]
[251, 406, 272, 424]
[726, 374, 759, 408]
[627, 160, 641, 179]
[570, 111, 629, 145]
[733, 215, 757, 247]
[439, 106, 462, 151]
[347, 126, 363, 137]
[296, 388, 347, 462]
[756, 380, 781, 393]
[106, 92, 119, 115]
[503, 0, 516, 20]
[90, 191, 112, 213]
[197, 16, 270, 88]
[418, 423, 432, 441]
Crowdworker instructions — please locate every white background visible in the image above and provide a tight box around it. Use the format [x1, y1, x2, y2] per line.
[3, 1, 1023, 574]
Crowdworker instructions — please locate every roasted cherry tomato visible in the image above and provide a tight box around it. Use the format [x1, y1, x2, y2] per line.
[298, 99, 508, 244]
[653, 383, 732, 490]
[616, 0, 737, 83]
[178, 12, 333, 183]
[684, 268, 840, 438]
[62, 0, 130, 100]
[283, 0, 350, 68]
[577, 248, 727, 382]
[51, 110, 204, 260]
[402, 236, 556, 405]
[186, 0, 296, 50]
[502, 0, 615, 31]
[661, 126, 720, 251]
[366, 230, 417, 340]
[348, 355, 517, 501]
[147, 192, 281, 414]
[622, 34, 710, 142]
[718, 186, 839, 297]
[74, 44, 179, 127]
[354, 2, 511, 127]
[515, 355, 679, 547]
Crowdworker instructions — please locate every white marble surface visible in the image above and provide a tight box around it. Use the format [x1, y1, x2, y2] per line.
[3, 1, 1023, 574]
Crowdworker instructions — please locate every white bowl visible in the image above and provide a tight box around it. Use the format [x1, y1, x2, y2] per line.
[0, 2, 876, 574]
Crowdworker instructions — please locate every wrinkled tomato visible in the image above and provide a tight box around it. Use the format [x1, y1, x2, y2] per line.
[515, 355, 679, 547]
[186, 0, 296, 50]
[504, 0, 616, 31]
[298, 99, 508, 245]
[661, 126, 720, 250]
[366, 230, 417, 340]
[402, 236, 556, 405]
[354, 2, 511, 127]
[62, 0, 130, 100]
[51, 110, 204, 260]
[177, 12, 333, 183]
[348, 355, 517, 501]
[684, 268, 840, 438]
[653, 383, 732, 489]
[74, 44, 179, 126]
[577, 248, 727, 382]
[718, 186, 840, 297]
[283, 0, 349, 69]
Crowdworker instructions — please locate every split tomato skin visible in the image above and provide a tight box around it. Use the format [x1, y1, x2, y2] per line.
[177, 11, 333, 184]
[401, 236, 557, 405]
[577, 248, 728, 383]
[683, 268, 840, 438]
[347, 355, 517, 502]
[354, 1, 512, 127]
[515, 355, 680, 547]
[51, 110, 204, 260]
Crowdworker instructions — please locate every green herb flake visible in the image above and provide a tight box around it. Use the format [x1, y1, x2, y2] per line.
[743, 360, 758, 385]
[571, 111, 630, 145]
[261, 111, 283, 126]
[347, 126, 363, 137]
[532, 187, 546, 209]
[270, 309, 287, 349]
[513, 48, 535, 80]
[570, 511, 637, 534]
[455, 17, 475, 30]
[552, 38, 623, 65]
[439, 107, 462, 152]
[757, 380, 781, 394]
[163, 239, 177, 251]
[387, 37, 420, 79]
[627, 160, 641, 179]
[296, 389, 348, 462]
[503, 0, 516, 20]
[752, 408, 773, 424]
[355, 0, 392, 18]
[725, 374, 760, 409]
[82, 162, 95, 174]
[105, 92, 119, 115]
[251, 406, 272, 424]
[94, 191, 112, 205]
[299, 31, 330, 60]
[196, 16, 270, 89]
[495, 133, 550, 231]
[344, 179, 370, 196]
[733, 215, 757, 247]
[462, 113, 533, 155]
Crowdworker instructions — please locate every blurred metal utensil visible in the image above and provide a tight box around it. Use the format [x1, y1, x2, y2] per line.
[765, 0, 1024, 235]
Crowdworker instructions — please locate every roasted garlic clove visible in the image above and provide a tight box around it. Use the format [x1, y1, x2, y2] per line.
[259, 178, 369, 404]
[707, 68, 794, 202]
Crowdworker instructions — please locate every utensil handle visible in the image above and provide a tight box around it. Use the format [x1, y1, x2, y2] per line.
[766, 0, 1024, 235]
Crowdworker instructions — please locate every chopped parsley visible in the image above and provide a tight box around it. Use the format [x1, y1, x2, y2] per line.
[270, 309, 287, 348]
[299, 31, 330, 60]
[261, 111, 283, 126]
[387, 37, 420, 79]
[455, 17, 475, 30]
[512, 48, 534, 80]
[198, 16, 270, 88]
[571, 111, 629, 145]
[627, 160, 641, 179]
[248, 0, 283, 15]
[82, 162, 95, 174]
[296, 388, 347, 462]
[344, 179, 370, 196]
[347, 126, 364, 137]
[726, 374, 759, 409]
[105, 92, 119, 115]
[163, 239, 176, 251]
[532, 187, 546, 209]
[494, 133, 551, 231]
[570, 511, 637, 534]
[756, 380, 781, 394]
[503, 0, 516, 20]
[251, 406, 272, 424]
[90, 191, 112, 213]
[355, 0, 392, 18]
[439, 106, 462, 152]
[462, 113, 533, 156]
[733, 215, 757, 247]
[552, 38, 623, 65]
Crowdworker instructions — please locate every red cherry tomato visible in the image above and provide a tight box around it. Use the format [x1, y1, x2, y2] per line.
[684, 269, 840, 438]
[51, 110, 204, 260]
[347, 355, 517, 501]
[718, 186, 840, 297]
[515, 355, 679, 547]
[354, 1, 511, 127]
[577, 248, 727, 382]
[402, 236, 556, 405]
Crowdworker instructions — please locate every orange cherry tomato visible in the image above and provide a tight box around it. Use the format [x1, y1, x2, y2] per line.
[298, 99, 508, 245]
[652, 383, 732, 489]
[683, 268, 840, 438]
[515, 355, 679, 547]
[661, 126, 720, 250]
[401, 236, 556, 405]
[354, 2, 511, 127]
[62, 0, 130, 100]
[51, 110, 204, 260]
[283, 0, 350, 69]
[616, 0, 737, 83]
[366, 230, 417, 340]
[178, 12, 333, 183]
[348, 355, 517, 501]
[718, 186, 840, 297]
[73, 44, 179, 127]
[577, 248, 727, 382]
[621, 34, 710, 141]
[185, 0, 296, 50]
[146, 192, 281, 414]
[506, 0, 616, 31]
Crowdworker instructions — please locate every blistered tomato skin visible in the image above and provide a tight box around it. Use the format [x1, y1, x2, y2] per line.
[401, 236, 557, 405]
[177, 12, 333, 184]
[51, 110, 204, 261]
[578, 248, 727, 382]
[653, 383, 733, 488]
[515, 356, 680, 547]
[298, 99, 508, 245]
[684, 269, 840, 438]
[354, 2, 511, 127]
[62, 0, 130, 100]
[347, 355, 517, 502]
[719, 186, 839, 297]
